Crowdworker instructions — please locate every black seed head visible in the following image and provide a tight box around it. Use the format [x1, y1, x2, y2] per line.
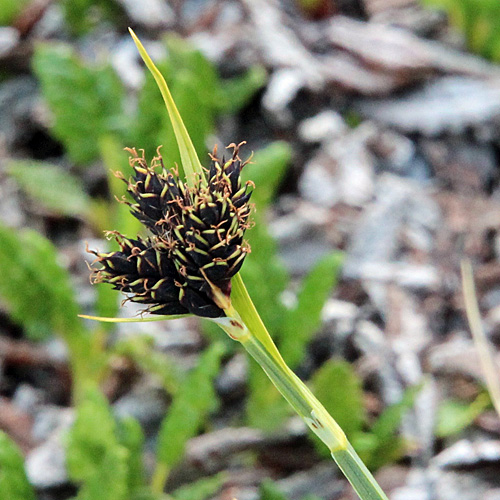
[89, 143, 253, 318]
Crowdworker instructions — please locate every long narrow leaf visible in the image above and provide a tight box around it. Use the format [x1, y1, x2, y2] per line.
[128, 29, 202, 186]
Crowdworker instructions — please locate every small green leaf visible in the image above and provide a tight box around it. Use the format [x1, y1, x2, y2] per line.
[216, 65, 267, 114]
[171, 473, 226, 500]
[371, 384, 421, 443]
[61, 0, 122, 35]
[361, 383, 422, 470]
[0, 224, 103, 399]
[0, 431, 35, 500]
[311, 359, 364, 440]
[7, 160, 90, 217]
[243, 142, 292, 210]
[164, 36, 219, 110]
[281, 252, 343, 368]
[32, 43, 125, 164]
[155, 343, 225, 470]
[436, 393, 490, 438]
[259, 480, 288, 500]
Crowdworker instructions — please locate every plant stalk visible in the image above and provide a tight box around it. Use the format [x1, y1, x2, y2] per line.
[215, 277, 389, 500]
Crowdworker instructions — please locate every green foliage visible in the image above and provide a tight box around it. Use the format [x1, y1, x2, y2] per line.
[236, 142, 345, 431]
[60, 0, 124, 36]
[131, 35, 265, 167]
[0, 224, 106, 398]
[171, 473, 226, 500]
[355, 383, 422, 470]
[311, 359, 364, 439]
[0, 0, 29, 26]
[240, 142, 292, 333]
[155, 342, 225, 470]
[0, 224, 83, 341]
[7, 160, 90, 218]
[259, 480, 322, 500]
[0, 431, 35, 500]
[436, 392, 490, 438]
[67, 389, 146, 500]
[32, 44, 125, 164]
[259, 480, 288, 500]
[423, 0, 500, 61]
[309, 359, 421, 470]
[216, 65, 267, 114]
[281, 253, 343, 368]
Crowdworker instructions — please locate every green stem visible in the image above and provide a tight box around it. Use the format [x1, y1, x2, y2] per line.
[334, 444, 388, 500]
[219, 275, 389, 500]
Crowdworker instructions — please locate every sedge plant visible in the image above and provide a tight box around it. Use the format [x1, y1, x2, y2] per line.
[83, 28, 389, 500]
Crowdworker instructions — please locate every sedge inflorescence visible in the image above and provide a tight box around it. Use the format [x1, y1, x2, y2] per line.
[89, 143, 253, 318]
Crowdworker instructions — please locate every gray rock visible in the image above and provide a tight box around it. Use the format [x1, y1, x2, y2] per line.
[433, 439, 500, 468]
[299, 123, 376, 208]
[0, 76, 39, 149]
[116, 0, 174, 29]
[12, 384, 44, 416]
[26, 412, 74, 489]
[344, 174, 440, 289]
[0, 27, 19, 57]
[357, 77, 500, 135]
[113, 384, 168, 433]
[26, 436, 68, 489]
[216, 353, 247, 399]
[31, 406, 74, 442]
[298, 110, 347, 144]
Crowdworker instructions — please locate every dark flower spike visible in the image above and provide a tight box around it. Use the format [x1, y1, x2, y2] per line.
[89, 143, 253, 319]
[89, 232, 189, 316]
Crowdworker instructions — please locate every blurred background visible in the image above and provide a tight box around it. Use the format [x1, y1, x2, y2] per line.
[2, 0, 500, 499]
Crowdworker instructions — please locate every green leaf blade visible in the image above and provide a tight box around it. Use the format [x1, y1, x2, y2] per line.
[311, 359, 365, 440]
[281, 252, 343, 368]
[128, 29, 203, 185]
[7, 160, 90, 218]
[32, 43, 124, 165]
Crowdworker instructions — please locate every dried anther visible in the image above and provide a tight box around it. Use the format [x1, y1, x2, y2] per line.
[90, 143, 253, 318]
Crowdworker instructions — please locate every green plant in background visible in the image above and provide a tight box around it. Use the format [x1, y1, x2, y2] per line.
[437, 392, 491, 438]
[32, 37, 265, 168]
[423, 0, 500, 61]
[259, 479, 322, 500]
[84, 28, 391, 500]
[0, 0, 30, 26]
[0, 221, 229, 498]
[59, 0, 125, 36]
[66, 343, 225, 500]
[0, 224, 106, 400]
[0, 432, 35, 500]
